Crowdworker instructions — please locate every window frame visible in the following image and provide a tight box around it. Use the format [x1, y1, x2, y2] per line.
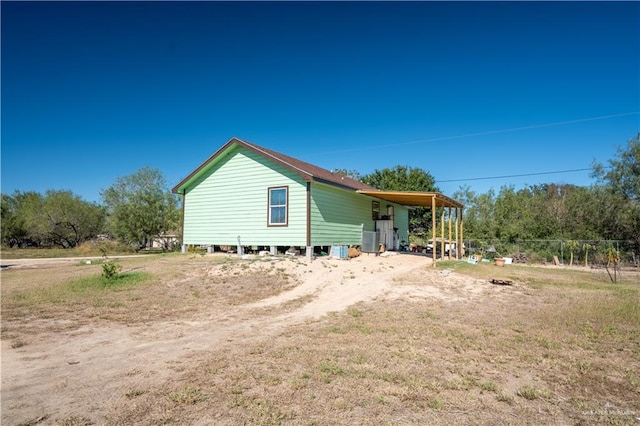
[372, 200, 380, 220]
[267, 186, 289, 227]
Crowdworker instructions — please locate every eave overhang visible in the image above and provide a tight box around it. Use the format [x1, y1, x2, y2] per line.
[356, 190, 463, 209]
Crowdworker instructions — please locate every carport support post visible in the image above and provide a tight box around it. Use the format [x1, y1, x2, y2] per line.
[440, 207, 445, 260]
[455, 208, 460, 260]
[432, 196, 437, 267]
[448, 207, 452, 261]
[460, 208, 464, 257]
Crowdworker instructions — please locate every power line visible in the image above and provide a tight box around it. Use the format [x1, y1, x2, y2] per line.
[306, 111, 639, 156]
[388, 111, 639, 148]
[436, 168, 593, 183]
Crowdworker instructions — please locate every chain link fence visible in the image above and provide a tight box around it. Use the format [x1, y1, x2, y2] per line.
[463, 239, 639, 267]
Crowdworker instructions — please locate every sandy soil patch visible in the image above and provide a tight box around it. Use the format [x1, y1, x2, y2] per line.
[1, 253, 466, 423]
[2, 252, 637, 425]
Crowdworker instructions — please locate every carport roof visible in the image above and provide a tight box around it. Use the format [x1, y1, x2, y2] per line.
[356, 190, 463, 209]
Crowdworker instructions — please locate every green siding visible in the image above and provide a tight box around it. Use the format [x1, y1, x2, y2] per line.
[181, 143, 410, 248]
[309, 182, 409, 247]
[183, 145, 307, 246]
[309, 183, 370, 246]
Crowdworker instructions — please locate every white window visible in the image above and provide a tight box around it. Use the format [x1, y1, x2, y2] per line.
[268, 186, 288, 226]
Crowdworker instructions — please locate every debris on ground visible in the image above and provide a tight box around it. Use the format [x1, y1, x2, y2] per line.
[380, 251, 399, 257]
[490, 278, 513, 285]
[348, 247, 361, 258]
[510, 253, 528, 264]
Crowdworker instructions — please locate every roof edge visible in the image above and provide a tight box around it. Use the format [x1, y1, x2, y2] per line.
[356, 190, 464, 209]
[172, 137, 243, 194]
[172, 137, 377, 194]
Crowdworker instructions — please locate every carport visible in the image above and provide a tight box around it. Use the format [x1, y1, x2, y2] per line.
[357, 190, 464, 266]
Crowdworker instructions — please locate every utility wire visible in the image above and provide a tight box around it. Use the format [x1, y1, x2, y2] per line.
[436, 168, 593, 183]
[385, 111, 639, 148]
[305, 111, 639, 156]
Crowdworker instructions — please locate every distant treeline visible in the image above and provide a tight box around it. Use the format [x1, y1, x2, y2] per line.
[454, 133, 639, 249]
[454, 182, 638, 248]
[2, 135, 638, 254]
[1, 167, 181, 250]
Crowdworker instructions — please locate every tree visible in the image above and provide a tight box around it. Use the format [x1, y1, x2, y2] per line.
[1, 190, 105, 248]
[529, 184, 573, 239]
[472, 189, 498, 239]
[2, 191, 47, 247]
[493, 185, 538, 242]
[38, 190, 106, 248]
[1, 192, 32, 247]
[563, 186, 602, 240]
[604, 244, 621, 283]
[331, 168, 361, 181]
[101, 167, 181, 250]
[583, 243, 594, 267]
[565, 240, 579, 265]
[592, 133, 640, 201]
[592, 133, 640, 246]
[453, 185, 496, 240]
[361, 165, 439, 233]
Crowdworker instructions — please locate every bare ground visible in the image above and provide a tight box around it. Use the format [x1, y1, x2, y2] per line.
[1, 253, 638, 425]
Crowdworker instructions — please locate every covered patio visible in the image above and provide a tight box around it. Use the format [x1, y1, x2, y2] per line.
[357, 190, 464, 266]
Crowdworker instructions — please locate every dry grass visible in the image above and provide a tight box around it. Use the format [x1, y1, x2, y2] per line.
[0, 241, 136, 259]
[107, 259, 639, 425]
[3, 253, 639, 425]
[108, 289, 639, 424]
[1, 253, 297, 332]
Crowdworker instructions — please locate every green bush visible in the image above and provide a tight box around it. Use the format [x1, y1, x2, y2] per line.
[102, 260, 122, 280]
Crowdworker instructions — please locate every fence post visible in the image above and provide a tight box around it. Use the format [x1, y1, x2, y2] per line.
[560, 240, 564, 265]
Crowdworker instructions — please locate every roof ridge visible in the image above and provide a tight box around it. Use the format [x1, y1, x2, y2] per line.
[173, 137, 377, 194]
[238, 138, 375, 190]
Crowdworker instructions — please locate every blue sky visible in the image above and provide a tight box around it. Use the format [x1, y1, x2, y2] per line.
[2, 1, 639, 202]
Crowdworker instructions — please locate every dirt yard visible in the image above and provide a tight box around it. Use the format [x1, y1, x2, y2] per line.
[2, 252, 638, 425]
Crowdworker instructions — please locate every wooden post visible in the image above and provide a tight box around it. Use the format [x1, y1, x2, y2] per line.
[460, 208, 464, 257]
[455, 207, 462, 259]
[440, 206, 445, 260]
[432, 196, 437, 267]
[455, 207, 459, 259]
[448, 207, 452, 260]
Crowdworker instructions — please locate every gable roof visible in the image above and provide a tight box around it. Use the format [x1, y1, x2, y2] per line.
[172, 137, 378, 194]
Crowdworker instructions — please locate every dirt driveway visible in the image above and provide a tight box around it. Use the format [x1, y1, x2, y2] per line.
[1, 252, 496, 424]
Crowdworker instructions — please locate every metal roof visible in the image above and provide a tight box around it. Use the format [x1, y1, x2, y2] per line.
[356, 190, 463, 209]
[172, 138, 464, 211]
[172, 137, 377, 194]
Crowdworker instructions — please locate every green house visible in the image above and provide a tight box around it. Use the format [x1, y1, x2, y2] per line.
[172, 137, 414, 255]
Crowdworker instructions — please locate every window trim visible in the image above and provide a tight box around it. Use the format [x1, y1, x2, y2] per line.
[267, 186, 289, 227]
